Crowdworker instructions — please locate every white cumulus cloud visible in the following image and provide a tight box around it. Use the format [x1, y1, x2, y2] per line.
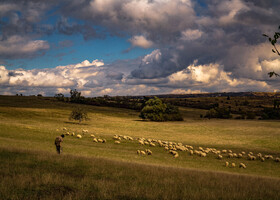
[0, 36, 50, 59]
[129, 35, 153, 48]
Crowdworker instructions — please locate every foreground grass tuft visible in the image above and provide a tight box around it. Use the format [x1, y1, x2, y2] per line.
[1, 147, 280, 200]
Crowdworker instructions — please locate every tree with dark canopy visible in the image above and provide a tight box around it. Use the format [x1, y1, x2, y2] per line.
[69, 107, 89, 123]
[139, 96, 183, 121]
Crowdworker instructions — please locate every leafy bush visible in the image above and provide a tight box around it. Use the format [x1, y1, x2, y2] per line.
[246, 112, 256, 119]
[260, 108, 280, 119]
[69, 107, 89, 123]
[139, 97, 183, 121]
[54, 93, 64, 101]
[70, 89, 86, 103]
[205, 107, 232, 119]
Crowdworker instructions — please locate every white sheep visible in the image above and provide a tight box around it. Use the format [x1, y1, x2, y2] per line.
[177, 146, 186, 151]
[189, 150, 194, 155]
[114, 141, 120, 144]
[93, 138, 98, 143]
[218, 155, 223, 159]
[248, 155, 256, 160]
[239, 163, 246, 169]
[174, 153, 179, 158]
[90, 134, 95, 137]
[149, 143, 156, 147]
[275, 157, 280, 162]
[231, 163, 236, 168]
[82, 129, 88, 135]
[97, 139, 103, 143]
[139, 140, 144, 145]
[63, 127, 67, 131]
[200, 152, 207, 157]
[222, 150, 227, 154]
[228, 153, 233, 158]
[264, 155, 273, 160]
[225, 161, 229, 167]
[145, 149, 152, 155]
[113, 135, 119, 140]
[204, 149, 210, 154]
[76, 134, 82, 139]
[169, 150, 177, 155]
[140, 150, 146, 155]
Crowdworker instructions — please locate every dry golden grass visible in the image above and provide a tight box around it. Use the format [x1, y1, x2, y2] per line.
[0, 96, 280, 199]
[1, 147, 280, 200]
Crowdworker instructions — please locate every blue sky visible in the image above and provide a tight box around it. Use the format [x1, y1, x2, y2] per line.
[4, 12, 154, 70]
[0, 0, 280, 96]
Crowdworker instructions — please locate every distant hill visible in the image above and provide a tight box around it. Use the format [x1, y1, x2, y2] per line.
[128, 92, 280, 99]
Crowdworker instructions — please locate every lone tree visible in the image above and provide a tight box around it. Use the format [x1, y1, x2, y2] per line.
[54, 93, 64, 101]
[69, 107, 89, 123]
[70, 89, 85, 103]
[263, 26, 280, 77]
[139, 96, 183, 121]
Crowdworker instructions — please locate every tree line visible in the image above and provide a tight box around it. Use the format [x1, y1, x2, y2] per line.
[57, 90, 183, 122]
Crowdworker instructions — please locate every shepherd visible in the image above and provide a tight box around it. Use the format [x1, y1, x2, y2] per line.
[55, 134, 64, 154]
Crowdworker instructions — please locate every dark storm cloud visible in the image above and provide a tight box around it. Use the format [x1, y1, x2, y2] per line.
[128, 0, 280, 81]
[56, 17, 105, 40]
[60, 0, 196, 44]
[8, 71, 23, 77]
[1, 0, 280, 95]
[105, 71, 124, 80]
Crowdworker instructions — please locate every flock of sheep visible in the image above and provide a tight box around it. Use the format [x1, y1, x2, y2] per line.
[60, 127, 280, 169]
[62, 127, 107, 143]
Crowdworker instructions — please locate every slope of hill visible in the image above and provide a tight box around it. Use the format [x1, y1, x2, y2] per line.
[0, 95, 280, 199]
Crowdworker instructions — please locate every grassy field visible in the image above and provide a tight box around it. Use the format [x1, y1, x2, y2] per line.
[1, 95, 280, 199]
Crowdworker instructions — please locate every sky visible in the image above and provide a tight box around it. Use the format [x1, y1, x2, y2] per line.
[0, 0, 280, 97]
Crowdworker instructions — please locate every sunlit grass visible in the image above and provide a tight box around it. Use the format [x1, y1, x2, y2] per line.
[0, 95, 280, 199]
[1, 147, 280, 200]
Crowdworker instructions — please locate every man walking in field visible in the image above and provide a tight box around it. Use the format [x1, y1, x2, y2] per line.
[55, 134, 64, 154]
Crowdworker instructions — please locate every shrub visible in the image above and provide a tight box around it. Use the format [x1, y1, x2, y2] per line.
[260, 108, 280, 119]
[54, 93, 64, 101]
[69, 107, 89, 123]
[205, 107, 232, 119]
[70, 89, 86, 103]
[246, 112, 256, 119]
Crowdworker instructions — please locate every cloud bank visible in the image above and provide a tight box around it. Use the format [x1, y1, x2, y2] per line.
[0, 0, 280, 96]
[0, 58, 278, 97]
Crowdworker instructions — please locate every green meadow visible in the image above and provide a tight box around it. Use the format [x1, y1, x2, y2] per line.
[1, 96, 280, 199]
